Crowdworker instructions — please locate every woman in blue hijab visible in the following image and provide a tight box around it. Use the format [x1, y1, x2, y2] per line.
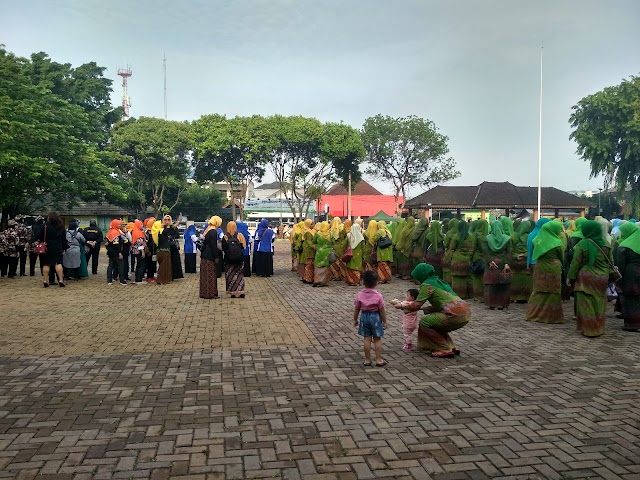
[183, 224, 198, 273]
[254, 219, 275, 277]
[526, 217, 552, 268]
[235, 221, 252, 277]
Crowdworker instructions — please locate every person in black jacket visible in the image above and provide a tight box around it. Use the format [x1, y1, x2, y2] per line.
[81, 220, 103, 274]
[33, 212, 67, 287]
[105, 219, 127, 285]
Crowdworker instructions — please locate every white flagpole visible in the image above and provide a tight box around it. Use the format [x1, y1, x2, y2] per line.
[537, 47, 543, 220]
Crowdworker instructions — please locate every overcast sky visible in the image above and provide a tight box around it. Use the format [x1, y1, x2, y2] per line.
[3, 0, 639, 197]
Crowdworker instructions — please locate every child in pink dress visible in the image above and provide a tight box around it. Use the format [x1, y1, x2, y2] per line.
[391, 288, 419, 352]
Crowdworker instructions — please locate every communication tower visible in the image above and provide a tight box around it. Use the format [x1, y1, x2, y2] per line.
[117, 66, 133, 119]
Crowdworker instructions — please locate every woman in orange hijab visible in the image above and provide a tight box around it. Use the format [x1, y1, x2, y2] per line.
[130, 220, 147, 283]
[223, 221, 247, 298]
[105, 219, 126, 285]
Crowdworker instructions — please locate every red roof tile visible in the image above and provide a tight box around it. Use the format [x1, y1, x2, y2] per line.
[326, 180, 382, 196]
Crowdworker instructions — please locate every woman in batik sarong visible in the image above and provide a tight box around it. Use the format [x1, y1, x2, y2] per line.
[199, 216, 221, 299]
[293, 221, 305, 278]
[329, 217, 347, 281]
[290, 221, 302, 272]
[483, 221, 513, 309]
[363, 220, 378, 272]
[222, 221, 246, 298]
[441, 219, 459, 285]
[300, 220, 315, 284]
[403, 263, 471, 358]
[617, 222, 640, 331]
[396, 217, 415, 279]
[449, 221, 477, 300]
[527, 217, 552, 268]
[510, 220, 533, 302]
[375, 221, 393, 283]
[472, 220, 489, 300]
[526, 221, 565, 324]
[410, 218, 430, 271]
[392, 217, 406, 275]
[345, 222, 365, 286]
[313, 221, 332, 287]
[568, 220, 612, 337]
[424, 220, 445, 278]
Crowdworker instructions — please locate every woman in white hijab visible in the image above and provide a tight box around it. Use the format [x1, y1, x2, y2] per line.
[344, 220, 365, 286]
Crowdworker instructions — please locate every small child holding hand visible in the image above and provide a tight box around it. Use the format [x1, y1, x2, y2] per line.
[390, 288, 420, 352]
[353, 270, 388, 367]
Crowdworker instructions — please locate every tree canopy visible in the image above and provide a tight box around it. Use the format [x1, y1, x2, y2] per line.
[361, 114, 458, 215]
[570, 75, 640, 215]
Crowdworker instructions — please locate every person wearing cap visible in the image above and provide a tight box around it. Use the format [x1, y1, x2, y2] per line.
[81, 219, 103, 275]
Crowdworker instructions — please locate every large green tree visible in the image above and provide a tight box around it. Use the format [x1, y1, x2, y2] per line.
[0, 47, 123, 224]
[192, 115, 275, 219]
[109, 116, 192, 217]
[361, 115, 458, 216]
[570, 75, 640, 214]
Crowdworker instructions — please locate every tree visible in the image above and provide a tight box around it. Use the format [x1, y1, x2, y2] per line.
[109, 116, 192, 217]
[361, 115, 459, 216]
[169, 183, 223, 220]
[0, 46, 123, 225]
[192, 115, 274, 219]
[570, 75, 640, 213]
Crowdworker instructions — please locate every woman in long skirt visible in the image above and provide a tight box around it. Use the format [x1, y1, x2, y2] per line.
[374, 221, 393, 283]
[617, 222, 640, 331]
[396, 217, 415, 279]
[236, 221, 252, 277]
[442, 219, 458, 285]
[254, 219, 275, 277]
[449, 221, 477, 300]
[363, 220, 378, 272]
[510, 221, 533, 302]
[183, 224, 198, 273]
[222, 221, 246, 298]
[526, 222, 565, 323]
[345, 223, 365, 286]
[568, 220, 612, 337]
[152, 218, 174, 285]
[483, 221, 513, 309]
[312, 221, 332, 286]
[471, 220, 488, 300]
[199, 216, 221, 299]
[301, 220, 315, 284]
[329, 218, 347, 281]
[424, 220, 445, 278]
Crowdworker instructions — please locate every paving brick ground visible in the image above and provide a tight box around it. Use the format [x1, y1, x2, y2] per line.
[0, 241, 638, 479]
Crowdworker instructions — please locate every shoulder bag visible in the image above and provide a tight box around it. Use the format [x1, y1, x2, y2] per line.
[588, 239, 622, 284]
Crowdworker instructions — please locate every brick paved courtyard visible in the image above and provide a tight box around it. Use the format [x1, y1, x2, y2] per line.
[0, 242, 638, 479]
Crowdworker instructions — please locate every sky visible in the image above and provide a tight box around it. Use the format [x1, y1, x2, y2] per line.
[2, 0, 639, 197]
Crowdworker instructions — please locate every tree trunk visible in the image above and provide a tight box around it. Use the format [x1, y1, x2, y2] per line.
[228, 181, 236, 220]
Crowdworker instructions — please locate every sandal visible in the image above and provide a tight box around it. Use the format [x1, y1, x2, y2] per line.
[375, 360, 388, 367]
[431, 351, 455, 358]
[362, 361, 372, 367]
[43, 282, 49, 288]
[452, 348, 461, 355]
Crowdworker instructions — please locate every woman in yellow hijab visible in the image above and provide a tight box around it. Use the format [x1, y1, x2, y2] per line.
[363, 220, 379, 271]
[152, 219, 173, 285]
[290, 221, 303, 272]
[312, 221, 332, 286]
[329, 217, 348, 281]
[199, 215, 222, 299]
[300, 219, 316, 284]
[222, 221, 247, 298]
[374, 221, 394, 283]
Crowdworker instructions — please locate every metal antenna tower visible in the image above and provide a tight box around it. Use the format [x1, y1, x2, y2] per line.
[117, 65, 133, 119]
[163, 53, 167, 120]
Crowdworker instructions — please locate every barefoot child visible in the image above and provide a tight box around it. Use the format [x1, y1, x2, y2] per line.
[353, 269, 388, 367]
[390, 289, 419, 352]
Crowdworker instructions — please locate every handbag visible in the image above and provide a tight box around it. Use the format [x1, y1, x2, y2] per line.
[377, 236, 392, 249]
[588, 239, 622, 284]
[33, 225, 47, 255]
[341, 246, 353, 263]
[328, 250, 338, 264]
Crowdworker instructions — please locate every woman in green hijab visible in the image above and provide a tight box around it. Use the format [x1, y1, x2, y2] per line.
[402, 263, 471, 358]
[442, 218, 459, 285]
[483, 221, 513, 309]
[615, 222, 640, 331]
[500, 216, 514, 236]
[449, 220, 477, 299]
[392, 217, 406, 275]
[510, 220, 534, 302]
[526, 222, 565, 324]
[411, 217, 430, 270]
[396, 217, 415, 279]
[375, 221, 394, 283]
[424, 220, 445, 278]
[568, 220, 612, 336]
[472, 219, 490, 300]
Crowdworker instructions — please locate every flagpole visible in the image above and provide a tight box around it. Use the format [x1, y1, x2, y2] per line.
[537, 47, 543, 220]
[348, 171, 352, 221]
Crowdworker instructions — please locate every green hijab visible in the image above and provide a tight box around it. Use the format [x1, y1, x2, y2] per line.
[619, 223, 640, 255]
[532, 221, 563, 260]
[398, 216, 415, 253]
[456, 220, 469, 242]
[576, 220, 607, 265]
[571, 217, 588, 240]
[468, 220, 478, 235]
[444, 219, 459, 248]
[426, 220, 444, 247]
[392, 218, 406, 247]
[500, 216, 514, 236]
[475, 219, 490, 237]
[411, 263, 455, 295]
[412, 217, 429, 243]
[487, 221, 511, 253]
